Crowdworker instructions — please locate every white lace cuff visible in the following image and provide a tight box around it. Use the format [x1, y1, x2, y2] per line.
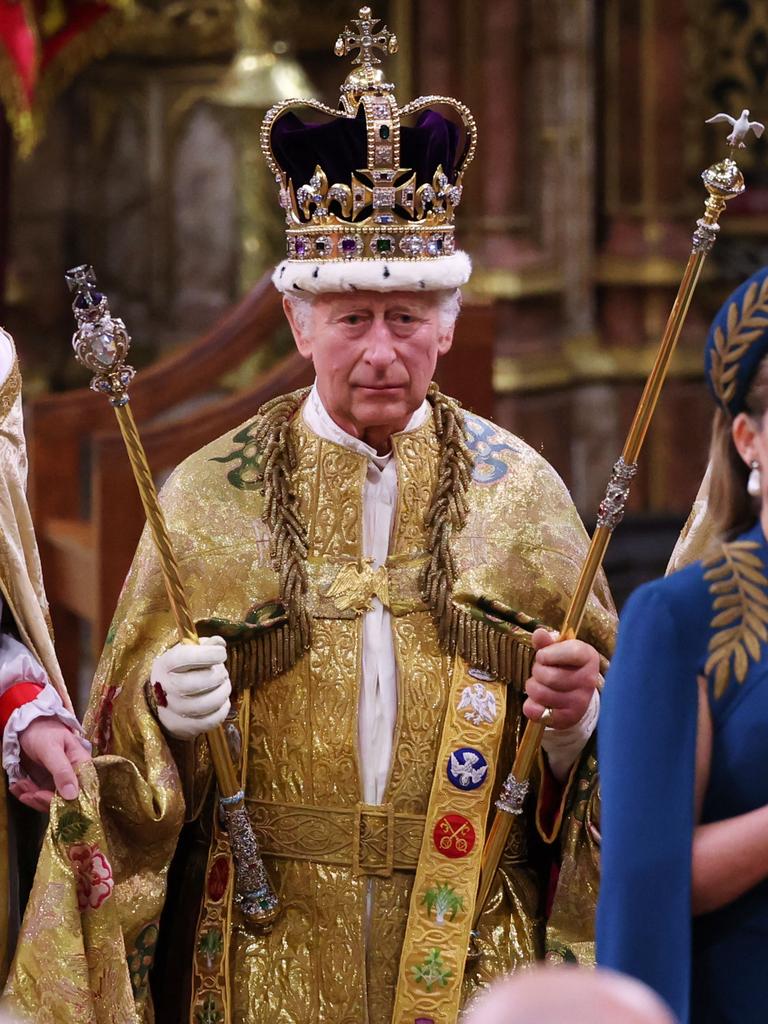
[540, 688, 600, 782]
[3, 683, 90, 785]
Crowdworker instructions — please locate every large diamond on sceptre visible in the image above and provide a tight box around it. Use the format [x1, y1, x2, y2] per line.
[65, 264, 135, 405]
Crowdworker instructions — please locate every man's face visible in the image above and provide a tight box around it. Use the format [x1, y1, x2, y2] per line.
[284, 290, 455, 448]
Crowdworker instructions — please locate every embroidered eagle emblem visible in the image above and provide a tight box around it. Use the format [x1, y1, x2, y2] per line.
[703, 540, 768, 697]
[457, 683, 497, 725]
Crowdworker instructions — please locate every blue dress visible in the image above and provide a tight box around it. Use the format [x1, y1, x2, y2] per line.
[597, 520, 768, 1023]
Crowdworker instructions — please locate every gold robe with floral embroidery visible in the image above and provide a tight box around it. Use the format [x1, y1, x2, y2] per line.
[5, 388, 615, 1024]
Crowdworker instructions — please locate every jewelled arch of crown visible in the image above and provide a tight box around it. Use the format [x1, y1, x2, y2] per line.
[259, 5, 477, 263]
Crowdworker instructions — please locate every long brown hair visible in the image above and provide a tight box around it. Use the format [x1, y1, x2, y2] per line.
[708, 357, 768, 540]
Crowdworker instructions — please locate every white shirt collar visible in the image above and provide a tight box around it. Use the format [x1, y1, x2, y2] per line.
[302, 382, 430, 466]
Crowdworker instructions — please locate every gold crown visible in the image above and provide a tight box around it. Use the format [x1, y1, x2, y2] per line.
[260, 6, 477, 266]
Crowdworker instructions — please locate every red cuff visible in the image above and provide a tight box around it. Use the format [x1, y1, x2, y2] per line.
[0, 681, 44, 734]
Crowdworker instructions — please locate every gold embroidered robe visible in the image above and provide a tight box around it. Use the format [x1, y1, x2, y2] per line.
[5, 390, 615, 1023]
[0, 331, 73, 985]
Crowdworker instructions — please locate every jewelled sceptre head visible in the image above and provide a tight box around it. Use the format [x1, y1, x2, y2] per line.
[65, 265, 280, 929]
[66, 264, 135, 405]
[472, 110, 763, 938]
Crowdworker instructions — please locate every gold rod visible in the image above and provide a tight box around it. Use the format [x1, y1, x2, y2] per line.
[113, 404, 198, 642]
[473, 162, 744, 930]
[114, 405, 240, 791]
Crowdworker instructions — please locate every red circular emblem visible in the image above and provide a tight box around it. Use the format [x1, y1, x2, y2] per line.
[432, 813, 476, 859]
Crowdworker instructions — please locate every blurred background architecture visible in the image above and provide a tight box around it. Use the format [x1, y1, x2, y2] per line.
[2, 0, 767, 708]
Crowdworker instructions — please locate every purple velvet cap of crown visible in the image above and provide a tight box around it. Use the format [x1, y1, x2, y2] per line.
[270, 107, 461, 196]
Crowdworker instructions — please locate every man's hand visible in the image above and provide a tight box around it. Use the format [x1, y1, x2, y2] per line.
[151, 635, 231, 741]
[11, 718, 91, 812]
[523, 628, 600, 730]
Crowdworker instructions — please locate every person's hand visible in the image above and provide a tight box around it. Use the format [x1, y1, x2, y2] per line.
[11, 718, 91, 811]
[523, 628, 600, 730]
[151, 635, 231, 741]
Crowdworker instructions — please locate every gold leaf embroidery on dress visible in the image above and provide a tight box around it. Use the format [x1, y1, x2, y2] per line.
[704, 540, 768, 696]
[709, 275, 768, 409]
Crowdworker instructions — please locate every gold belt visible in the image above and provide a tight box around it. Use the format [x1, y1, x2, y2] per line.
[246, 798, 425, 877]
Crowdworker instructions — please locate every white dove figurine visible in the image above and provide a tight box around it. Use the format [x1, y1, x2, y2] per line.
[706, 109, 765, 149]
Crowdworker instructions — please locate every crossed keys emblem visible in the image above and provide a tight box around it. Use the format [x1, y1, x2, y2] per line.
[432, 814, 476, 859]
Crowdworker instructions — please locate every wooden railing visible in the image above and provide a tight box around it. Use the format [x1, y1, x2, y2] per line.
[27, 273, 494, 705]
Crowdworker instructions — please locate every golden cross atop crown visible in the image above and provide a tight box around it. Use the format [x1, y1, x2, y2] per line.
[334, 6, 398, 68]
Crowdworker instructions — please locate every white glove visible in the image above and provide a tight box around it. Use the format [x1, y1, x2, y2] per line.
[150, 635, 231, 741]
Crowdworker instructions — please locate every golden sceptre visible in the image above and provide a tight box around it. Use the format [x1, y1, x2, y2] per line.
[65, 265, 279, 928]
[473, 115, 762, 930]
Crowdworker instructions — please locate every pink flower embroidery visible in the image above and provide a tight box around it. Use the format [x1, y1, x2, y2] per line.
[68, 843, 114, 911]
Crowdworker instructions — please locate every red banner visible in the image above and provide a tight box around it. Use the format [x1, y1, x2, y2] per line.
[0, 0, 133, 155]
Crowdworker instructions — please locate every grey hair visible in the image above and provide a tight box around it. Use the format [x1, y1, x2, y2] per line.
[284, 288, 463, 335]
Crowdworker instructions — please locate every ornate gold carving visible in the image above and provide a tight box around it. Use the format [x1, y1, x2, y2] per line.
[704, 540, 768, 696]
[709, 274, 768, 411]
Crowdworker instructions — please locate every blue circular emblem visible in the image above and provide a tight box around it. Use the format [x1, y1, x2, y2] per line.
[446, 747, 489, 791]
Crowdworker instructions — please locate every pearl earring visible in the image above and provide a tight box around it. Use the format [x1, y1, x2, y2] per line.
[748, 459, 762, 497]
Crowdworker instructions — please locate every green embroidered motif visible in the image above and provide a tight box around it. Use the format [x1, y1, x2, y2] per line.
[704, 540, 768, 697]
[210, 420, 264, 490]
[422, 884, 465, 925]
[709, 275, 768, 410]
[197, 928, 224, 973]
[194, 994, 224, 1024]
[197, 601, 288, 641]
[411, 948, 452, 992]
[127, 922, 159, 998]
[55, 808, 93, 845]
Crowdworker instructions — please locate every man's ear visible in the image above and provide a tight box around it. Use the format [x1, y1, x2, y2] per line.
[436, 320, 456, 357]
[282, 296, 313, 359]
[732, 411, 759, 467]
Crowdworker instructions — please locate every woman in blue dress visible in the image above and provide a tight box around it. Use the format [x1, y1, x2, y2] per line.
[597, 266, 768, 1023]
